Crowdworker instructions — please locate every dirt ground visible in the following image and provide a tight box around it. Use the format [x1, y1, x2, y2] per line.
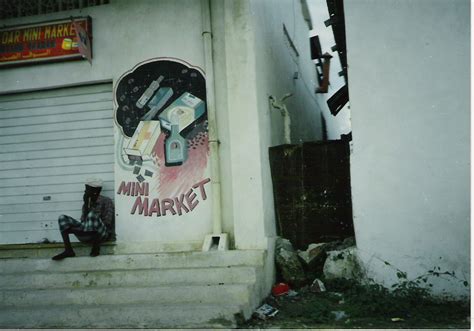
[239, 279, 470, 329]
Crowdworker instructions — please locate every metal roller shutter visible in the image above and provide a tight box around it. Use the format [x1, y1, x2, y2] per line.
[0, 83, 114, 244]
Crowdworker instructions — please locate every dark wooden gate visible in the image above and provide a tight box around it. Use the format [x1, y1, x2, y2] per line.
[269, 141, 354, 250]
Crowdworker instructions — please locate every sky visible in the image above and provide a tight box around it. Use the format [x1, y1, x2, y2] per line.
[306, 0, 352, 139]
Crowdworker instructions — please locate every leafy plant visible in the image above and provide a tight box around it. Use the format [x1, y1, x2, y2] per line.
[382, 259, 469, 300]
[322, 256, 470, 324]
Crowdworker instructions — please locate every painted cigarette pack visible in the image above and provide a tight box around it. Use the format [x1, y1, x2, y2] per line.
[124, 120, 161, 160]
[158, 92, 205, 132]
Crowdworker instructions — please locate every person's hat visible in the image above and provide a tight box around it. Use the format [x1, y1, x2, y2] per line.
[85, 177, 103, 188]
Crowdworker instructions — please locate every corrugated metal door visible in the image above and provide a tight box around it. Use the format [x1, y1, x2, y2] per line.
[0, 83, 114, 244]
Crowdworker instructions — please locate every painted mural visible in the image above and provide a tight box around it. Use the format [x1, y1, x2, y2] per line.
[114, 58, 210, 218]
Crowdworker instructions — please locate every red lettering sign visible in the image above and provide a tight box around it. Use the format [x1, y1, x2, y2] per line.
[120, 178, 211, 218]
[0, 17, 92, 67]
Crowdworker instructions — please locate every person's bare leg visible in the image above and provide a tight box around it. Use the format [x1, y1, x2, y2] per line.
[71, 230, 101, 257]
[52, 229, 76, 260]
[90, 232, 101, 257]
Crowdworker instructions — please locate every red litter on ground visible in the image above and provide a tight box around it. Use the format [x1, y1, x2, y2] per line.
[272, 283, 290, 296]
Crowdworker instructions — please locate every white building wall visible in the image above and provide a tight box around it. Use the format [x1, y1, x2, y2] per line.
[0, 0, 211, 250]
[250, 0, 323, 146]
[0, 0, 204, 93]
[0, 0, 326, 256]
[210, 0, 279, 251]
[345, 0, 470, 297]
[209, 0, 326, 297]
[250, 0, 326, 235]
[215, 0, 326, 250]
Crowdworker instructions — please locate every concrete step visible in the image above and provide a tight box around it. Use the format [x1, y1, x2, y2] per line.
[0, 249, 267, 328]
[1, 284, 252, 307]
[0, 303, 244, 328]
[0, 250, 265, 274]
[0, 241, 204, 259]
[0, 265, 258, 290]
[0, 242, 117, 259]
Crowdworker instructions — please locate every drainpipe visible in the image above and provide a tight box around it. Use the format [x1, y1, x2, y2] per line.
[269, 93, 293, 144]
[201, 0, 228, 251]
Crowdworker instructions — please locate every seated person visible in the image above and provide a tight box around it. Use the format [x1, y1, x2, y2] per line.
[52, 178, 115, 260]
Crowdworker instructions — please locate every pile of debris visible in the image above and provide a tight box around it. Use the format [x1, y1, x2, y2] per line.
[252, 236, 358, 321]
[275, 236, 358, 288]
[248, 237, 470, 327]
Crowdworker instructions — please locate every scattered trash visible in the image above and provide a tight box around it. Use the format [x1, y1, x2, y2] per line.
[391, 317, 405, 322]
[287, 289, 299, 297]
[332, 310, 348, 321]
[254, 303, 279, 320]
[310, 278, 326, 293]
[272, 283, 290, 296]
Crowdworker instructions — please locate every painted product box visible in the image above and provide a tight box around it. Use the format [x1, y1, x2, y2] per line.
[158, 92, 205, 132]
[124, 120, 161, 161]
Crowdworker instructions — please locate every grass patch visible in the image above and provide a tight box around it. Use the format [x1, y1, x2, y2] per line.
[241, 278, 470, 329]
[327, 278, 469, 327]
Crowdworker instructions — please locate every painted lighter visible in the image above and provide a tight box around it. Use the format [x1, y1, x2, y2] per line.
[141, 87, 174, 121]
[135, 76, 164, 109]
[165, 124, 188, 166]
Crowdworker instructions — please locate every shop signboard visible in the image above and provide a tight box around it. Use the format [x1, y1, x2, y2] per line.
[0, 17, 92, 67]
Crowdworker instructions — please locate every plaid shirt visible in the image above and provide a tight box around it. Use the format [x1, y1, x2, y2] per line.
[80, 195, 115, 239]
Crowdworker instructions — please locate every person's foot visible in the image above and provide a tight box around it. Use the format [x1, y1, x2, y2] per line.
[90, 244, 100, 257]
[52, 250, 75, 261]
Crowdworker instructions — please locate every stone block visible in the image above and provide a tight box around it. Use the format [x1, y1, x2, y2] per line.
[323, 247, 358, 280]
[297, 243, 327, 266]
[275, 237, 306, 287]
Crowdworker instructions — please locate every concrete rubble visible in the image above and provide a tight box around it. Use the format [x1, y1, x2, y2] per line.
[323, 246, 358, 280]
[275, 236, 357, 287]
[310, 278, 326, 293]
[274, 238, 307, 288]
[297, 243, 327, 267]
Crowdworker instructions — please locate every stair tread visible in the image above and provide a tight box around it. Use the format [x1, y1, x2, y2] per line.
[1, 249, 264, 259]
[0, 266, 260, 290]
[0, 250, 265, 328]
[1, 282, 251, 292]
[0, 301, 244, 309]
[0, 283, 253, 308]
[1, 264, 257, 275]
[0, 302, 244, 328]
[0, 250, 265, 274]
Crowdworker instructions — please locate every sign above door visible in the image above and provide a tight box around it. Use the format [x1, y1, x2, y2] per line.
[0, 16, 92, 67]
